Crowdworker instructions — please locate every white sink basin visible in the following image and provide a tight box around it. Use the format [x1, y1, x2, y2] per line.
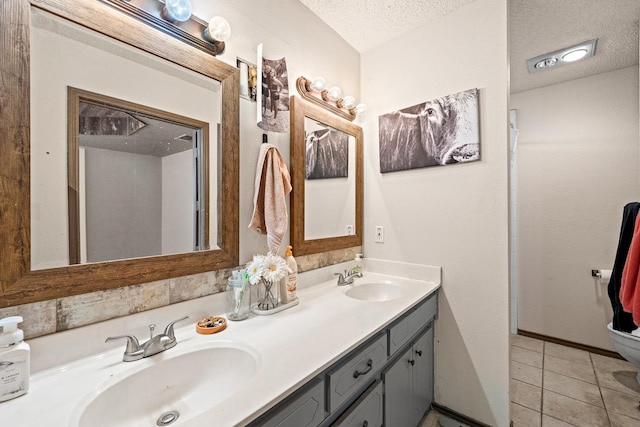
[345, 282, 405, 302]
[72, 343, 259, 427]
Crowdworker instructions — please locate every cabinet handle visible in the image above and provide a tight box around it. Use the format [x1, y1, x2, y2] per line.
[409, 359, 415, 366]
[415, 349, 423, 357]
[353, 359, 373, 378]
[363, 421, 368, 427]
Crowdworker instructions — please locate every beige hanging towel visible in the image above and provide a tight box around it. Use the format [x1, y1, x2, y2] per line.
[248, 143, 292, 254]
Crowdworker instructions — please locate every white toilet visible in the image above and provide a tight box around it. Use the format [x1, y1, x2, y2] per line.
[607, 323, 640, 384]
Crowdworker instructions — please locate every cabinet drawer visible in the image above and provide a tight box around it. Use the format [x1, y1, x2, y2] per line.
[388, 293, 437, 356]
[327, 333, 387, 412]
[259, 378, 326, 427]
[331, 380, 383, 427]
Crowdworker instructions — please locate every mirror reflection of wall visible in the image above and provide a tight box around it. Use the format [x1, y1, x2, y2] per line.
[72, 95, 209, 264]
[30, 9, 221, 270]
[304, 117, 356, 240]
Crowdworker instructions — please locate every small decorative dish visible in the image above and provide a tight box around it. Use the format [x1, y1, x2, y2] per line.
[196, 316, 227, 334]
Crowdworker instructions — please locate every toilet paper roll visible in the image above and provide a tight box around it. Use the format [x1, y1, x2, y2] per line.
[599, 269, 612, 286]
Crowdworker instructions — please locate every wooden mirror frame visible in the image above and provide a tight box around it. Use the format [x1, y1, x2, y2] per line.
[290, 96, 363, 256]
[0, 0, 239, 308]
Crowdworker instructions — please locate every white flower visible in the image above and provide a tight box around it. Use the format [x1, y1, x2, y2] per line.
[245, 254, 265, 285]
[261, 252, 287, 283]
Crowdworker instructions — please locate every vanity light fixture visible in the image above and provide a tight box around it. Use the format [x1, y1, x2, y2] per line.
[162, 0, 192, 22]
[101, 0, 230, 56]
[296, 76, 367, 122]
[526, 39, 597, 74]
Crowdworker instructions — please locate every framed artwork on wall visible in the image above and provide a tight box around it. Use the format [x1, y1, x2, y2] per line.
[378, 88, 480, 173]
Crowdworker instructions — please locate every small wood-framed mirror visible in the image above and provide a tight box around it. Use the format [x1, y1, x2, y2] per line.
[290, 96, 363, 256]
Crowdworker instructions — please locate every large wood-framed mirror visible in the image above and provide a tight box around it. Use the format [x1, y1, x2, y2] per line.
[0, 0, 239, 308]
[290, 96, 363, 256]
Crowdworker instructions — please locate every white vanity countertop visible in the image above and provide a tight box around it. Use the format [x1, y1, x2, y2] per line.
[0, 271, 440, 427]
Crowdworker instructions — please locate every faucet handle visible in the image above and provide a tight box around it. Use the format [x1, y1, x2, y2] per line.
[105, 335, 140, 353]
[163, 316, 189, 340]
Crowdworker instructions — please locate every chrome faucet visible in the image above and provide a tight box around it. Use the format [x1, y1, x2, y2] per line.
[105, 316, 189, 362]
[334, 269, 363, 286]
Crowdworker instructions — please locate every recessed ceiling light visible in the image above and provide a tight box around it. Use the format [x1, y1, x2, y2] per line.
[562, 48, 589, 62]
[526, 39, 597, 74]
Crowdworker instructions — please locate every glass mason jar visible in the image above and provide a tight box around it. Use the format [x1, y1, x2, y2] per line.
[226, 277, 250, 321]
[256, 279, 279, 311]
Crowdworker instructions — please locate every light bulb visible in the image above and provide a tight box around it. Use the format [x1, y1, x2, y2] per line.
[207, 16, 231, 42]
[164, 0, 192, 22]
[355, 103, 367, 115]
[342, 96, 356, 110]
[327, 86, 342, 102]
[310, 76, 326, 92]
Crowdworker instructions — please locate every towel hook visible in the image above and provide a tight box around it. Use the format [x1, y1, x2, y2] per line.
[262, 133, 268, 144]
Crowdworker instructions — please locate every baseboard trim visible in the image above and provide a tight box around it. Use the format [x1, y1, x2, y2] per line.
[431, 403, 492, 427]
[517, 329, 624, 360]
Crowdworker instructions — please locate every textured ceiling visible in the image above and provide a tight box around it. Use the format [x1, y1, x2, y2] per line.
[510, 0, 639, 93]
[300, 0, 640, 93]
[299, 0, 478, 53]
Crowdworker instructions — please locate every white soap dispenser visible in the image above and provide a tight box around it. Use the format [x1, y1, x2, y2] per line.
[0, 316, 30, 402]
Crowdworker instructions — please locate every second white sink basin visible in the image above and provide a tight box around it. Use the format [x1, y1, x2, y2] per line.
[72, 343, 259, 427]
[345, 282, 405, 302]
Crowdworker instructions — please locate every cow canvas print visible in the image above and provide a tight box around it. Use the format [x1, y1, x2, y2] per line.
[378, 88, 480, 173]
[305, 127, 349, 180]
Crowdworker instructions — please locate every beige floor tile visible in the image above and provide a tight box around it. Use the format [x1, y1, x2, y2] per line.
[595, 368, 640, 398]
[543, 390, 609, 427]
[591, 353, 638, 374]
[511, 403, 541, 427]
[512, 379, 542, 411]
[541, 415, 575, 427]
[545, 342, 592, 365]
[513, 345, 544, 368]
[513, 360, 543, 387]
[543, 370, 604, 407]
[419, 410, 439, 427]
[513, 335, 545, 353]
[609, 411, 640, 427]
[545, 354, 597, 384]
[601, 387, 640, 421]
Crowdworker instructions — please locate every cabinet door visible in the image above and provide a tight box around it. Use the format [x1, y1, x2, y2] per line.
[382, 346, 413, 427]
[259, 378, 326, 427]
[411, 325, 434, 425]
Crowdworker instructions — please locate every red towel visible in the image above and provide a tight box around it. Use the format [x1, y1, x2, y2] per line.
[621, 214, 640, 326]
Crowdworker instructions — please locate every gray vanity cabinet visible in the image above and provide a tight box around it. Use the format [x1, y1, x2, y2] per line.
[383, 324, 434, 427]
[248, 291, 438, 427]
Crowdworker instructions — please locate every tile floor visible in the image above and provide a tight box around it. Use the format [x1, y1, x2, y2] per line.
[511, 334, 640, 426]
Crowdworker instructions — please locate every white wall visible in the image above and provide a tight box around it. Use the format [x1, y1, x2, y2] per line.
[511, 66, 640, 351]
[84, 148, 162, 262]
[162, 150, 195, 254]
[361, 0, 509, 424]
[190, 0, 361, 260]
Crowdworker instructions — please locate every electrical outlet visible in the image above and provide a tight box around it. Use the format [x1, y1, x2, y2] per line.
[346, 225, 354, 235]
[375, 226, 384, 243]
